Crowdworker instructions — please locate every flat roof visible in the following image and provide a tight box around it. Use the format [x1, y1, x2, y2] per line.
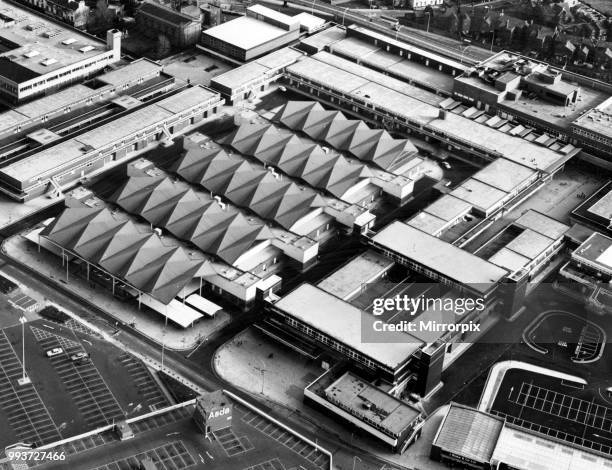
[514, 209, 569, 239]
[492, 425, 612, 470]
[317, 250, 394, 301]
[325, 372, 420, 435]
[287, 52, 570, 174]
[428, 113, 568, 172]
[471, 158, 536, 194]
[505, 229, 554, 260]
[211, 47, 303, 92]
[247, 4, 297, 27]
[371, 222, 508, 290]
[274, 283, 423, 369]
[424, 194, 472, 222]
[202, 16, 291, 51]
[2, 87, 217, 183]
[292, 12, 326, 31]
[489, 247, 531, 273]
[0, 59, 162, 134]
[573, 232, 612, 272]
[573, 96, 612, 140]
[347, 25, 468, 71]
[314, 51, 444, 107]
[588, 187, 612, 221]
[406, 211, 449, 236]
[98, 58, 161, 87]
[299, 25, 345, 52]
[142, 296, 203, 328]
[433, 403, 504, 463]
[0, 0, 107, 78]
[450, 178, 508, 213]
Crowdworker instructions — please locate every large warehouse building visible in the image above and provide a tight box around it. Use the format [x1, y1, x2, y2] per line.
[34, 187, 285, 318]
[0, 0, 121, 102]
[200, 4, 302, 62]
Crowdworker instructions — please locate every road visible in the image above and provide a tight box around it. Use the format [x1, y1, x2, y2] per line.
[0, 238, 408, 470]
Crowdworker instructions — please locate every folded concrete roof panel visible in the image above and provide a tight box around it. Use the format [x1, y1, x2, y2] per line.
[41, 203, 203, 304]
[273, 101, 418, 172]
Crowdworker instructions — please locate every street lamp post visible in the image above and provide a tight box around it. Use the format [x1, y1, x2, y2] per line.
[425, 12, 431, 33]
[18, 316, 30, 386]
[342, 7, 348, 26]
[352, 456, 362, 470]
[160, 314, 168, 371]
[311, 0, 316, 16]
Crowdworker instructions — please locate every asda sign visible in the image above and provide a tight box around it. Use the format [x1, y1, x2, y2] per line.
[208, 407, 231, 420]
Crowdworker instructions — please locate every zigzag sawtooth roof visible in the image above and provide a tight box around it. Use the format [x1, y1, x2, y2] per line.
[272, 101, 418, 173]
[172, 140, 328, 230]
[218, 122, 372, 199]
[40, 201, 204, 304]
[109, 170, 275, 265]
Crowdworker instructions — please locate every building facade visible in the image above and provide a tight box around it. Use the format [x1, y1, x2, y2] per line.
[136, 2, 201, 48]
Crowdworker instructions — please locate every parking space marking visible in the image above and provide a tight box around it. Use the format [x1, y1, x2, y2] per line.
[92, 441, 196, 470]
[0, 330, 61, 446]
[243, 457, 285, 470]
[513, 382, 612, 432]
[240, 409, 329, 469]
[30, 326, 124, 428]
[117, 353, 170, 411]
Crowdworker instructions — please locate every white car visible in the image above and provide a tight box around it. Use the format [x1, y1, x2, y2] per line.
[46, 347, 63, 357]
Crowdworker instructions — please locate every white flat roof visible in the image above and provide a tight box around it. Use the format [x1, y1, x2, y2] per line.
[514, 209, 569, 239]
[185, 294, 222, 317]
[424, 195, 472, 222]
[489, 247, 531, 273]
[317, 250, 394, 300]
[407, 211, 449, 236]
[505, 229, 553, 260]
[471, 158, 536, 194]
[141, 296, 202, 328]
[371, 222, 508, 291]
[491, 425, 612, 470]
[203, 16, 291, 51]
[451, 178, 508, 213]
[274, 283, 423, 369]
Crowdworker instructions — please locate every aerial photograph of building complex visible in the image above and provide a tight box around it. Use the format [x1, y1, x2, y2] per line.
[0, 0, 610, 468]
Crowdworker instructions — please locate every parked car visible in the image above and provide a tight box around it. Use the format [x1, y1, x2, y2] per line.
[46, 347, 63, 357]
[70, 352, 90, 362]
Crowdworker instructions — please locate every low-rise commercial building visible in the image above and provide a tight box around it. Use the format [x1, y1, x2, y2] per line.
[267, 283, 424, 385]
[0, 58, 164, 142]
[200, 4, 300, 62]
[304, 369, 423, 453]
[0, 0, 121, 102]
[0, 86, 224, 201]
[210, 47, 304, 104]
[453, 51, 612, 166]
[570, 181, 612, 236]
